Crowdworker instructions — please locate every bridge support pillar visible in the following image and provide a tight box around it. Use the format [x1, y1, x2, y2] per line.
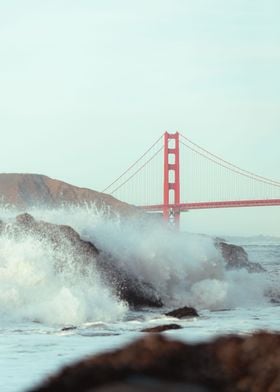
[163, 131, 180, 228]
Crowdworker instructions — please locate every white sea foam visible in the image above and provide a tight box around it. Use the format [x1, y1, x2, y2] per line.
[0, 205, 273, 326]
[0, 208, 127, 325]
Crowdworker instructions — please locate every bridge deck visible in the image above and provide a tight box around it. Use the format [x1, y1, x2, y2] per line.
[140, 199, 280, 212]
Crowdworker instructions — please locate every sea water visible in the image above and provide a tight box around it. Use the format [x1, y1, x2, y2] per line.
[0, 206, 279, 392]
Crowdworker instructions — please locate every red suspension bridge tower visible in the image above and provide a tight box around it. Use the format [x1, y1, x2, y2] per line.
[163, 132, 181, 227]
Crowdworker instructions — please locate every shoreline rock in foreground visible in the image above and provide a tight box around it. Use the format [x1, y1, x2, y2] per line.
[29, 332, 280, 392]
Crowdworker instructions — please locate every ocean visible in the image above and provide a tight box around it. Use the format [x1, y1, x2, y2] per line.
[0, 206, 279, 392]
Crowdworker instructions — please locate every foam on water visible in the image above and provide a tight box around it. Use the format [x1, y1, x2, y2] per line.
[0, 205, 275, 326]
[0, 207, 127, 325]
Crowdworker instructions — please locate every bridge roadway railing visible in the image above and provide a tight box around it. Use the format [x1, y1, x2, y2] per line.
[140, 198, 280, 212]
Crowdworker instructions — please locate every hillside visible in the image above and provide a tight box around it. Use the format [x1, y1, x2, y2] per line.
[0, 173, 138, 214]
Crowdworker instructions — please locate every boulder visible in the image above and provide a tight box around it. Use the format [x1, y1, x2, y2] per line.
[1, 213, 162, 308]
[12, 213, 99, 262]
[217, 240, 265, 272]
[165, 306, 199, 318]
[29, 332, 280, 392]
[61, 326, 77, 332]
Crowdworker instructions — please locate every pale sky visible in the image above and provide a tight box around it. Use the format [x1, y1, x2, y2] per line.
[1, 0, 280, 236]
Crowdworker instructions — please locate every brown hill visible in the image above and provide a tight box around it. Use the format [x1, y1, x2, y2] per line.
[0, 173, 138, 214]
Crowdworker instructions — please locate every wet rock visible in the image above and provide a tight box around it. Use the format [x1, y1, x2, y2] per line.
[96, 251, 163, 308]
[61, 326, 77, 332]
[270, 298, 280, 304]
[16, 212, 36, 226]
[29, 332, 280, 392]
[141, 324, 182, 333]
[14, 213, 99, 256]
[165, 306, 199, 318]
[114, 276, 162, 308]
[217, 240, 265, 272]
[1, 213, 162, 308]
[265, 287, 280, 304]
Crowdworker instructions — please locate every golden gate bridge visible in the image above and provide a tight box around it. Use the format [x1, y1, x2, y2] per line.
[103, 132, 280, 227]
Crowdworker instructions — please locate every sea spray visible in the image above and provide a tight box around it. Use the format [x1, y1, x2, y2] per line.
[85, 214, 270, 309]
[27, 205, 272, 308]
[0, 216, 127, 325]
[0, 205, 273, 327]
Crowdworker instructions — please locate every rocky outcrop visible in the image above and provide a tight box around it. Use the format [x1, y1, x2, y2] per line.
[165, 306, 199, 318]
[1, 213, 162, 308]
[0, 212, 267, 309]
[0, 173, 139, 216]
[29, 332, 280, 392]
[13, 213, 99, 258]
[217, 240, 265, 272]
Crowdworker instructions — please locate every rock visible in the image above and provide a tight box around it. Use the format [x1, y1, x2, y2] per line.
[141, 324, 182, 333]
[265, 287, 280, 304]
[29, 332, 280, 392]
[96, 251, 163, 308]
[217, 240, 265, 272]
[16, 212, 36, 226]
[61, 326, 77, 332]
[1, 213, 162, 308]
[165, 306, 199, 318]
[13, 213, 99, 259]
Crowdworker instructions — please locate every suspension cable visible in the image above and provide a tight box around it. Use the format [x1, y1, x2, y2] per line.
[180, 133, 280, 186]
[180, 140, 280, 188]
[102, 134, 163, 193]
[110, 146, 164, 195]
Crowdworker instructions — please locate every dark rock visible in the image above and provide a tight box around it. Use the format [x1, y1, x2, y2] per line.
[96, 251, 163, 308]
[141, 324, 182, 333]
[12, 213, 99, 263]
[29, 332, 280, 392]
[270, 298, 280, 304]
[265, 287, 280, 304]
[61, 326, 77, 331]
[217, 240, 265, 272]
[1, 213, 162, 308]
[165, 306, 199, 318]
[16, 212, 36, 226]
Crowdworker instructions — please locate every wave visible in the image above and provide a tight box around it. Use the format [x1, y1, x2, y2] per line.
[0, 205, 274, 326]
[0, 206, 127, 325]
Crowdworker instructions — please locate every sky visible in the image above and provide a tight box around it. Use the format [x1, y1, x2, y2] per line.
[0, 0, 280, 236]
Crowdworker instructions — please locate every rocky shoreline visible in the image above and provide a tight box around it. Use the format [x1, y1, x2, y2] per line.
[0, 213, 278, 391]
[0, 213, 266, 309]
